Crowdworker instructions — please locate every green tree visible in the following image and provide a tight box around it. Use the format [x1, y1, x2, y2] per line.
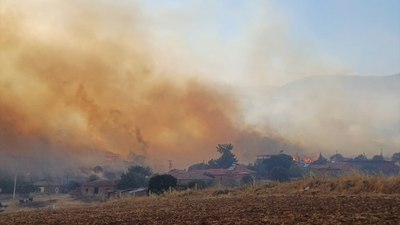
[64, 181, 81, 193]
[354, 154, 367, 161]
[93, 166, 103, 173]
[214, 144, 238, 169]
[148, 174, 177, 195]
[188, 162, 209, 171]
[104, 171, 117, 180]
[118, 166, 152, 189]
[87, 175, 99, 182]
[271, 166, 290, 182]
[17, 182, 38, 194]
[262, 154, 293, 171]
[289, 166, 305, 178]
[360, 165, 380, 175]
[372, 155, 384, 161]
[0, 171, 14, 194]
[330, 153, 344, 162]
[311, 153, 328, 165]
[391, 152, 400, 161]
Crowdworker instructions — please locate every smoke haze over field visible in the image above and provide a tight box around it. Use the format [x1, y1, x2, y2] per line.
[0, 1, 399, 174]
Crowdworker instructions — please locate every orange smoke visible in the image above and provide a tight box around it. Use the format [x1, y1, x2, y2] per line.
[0, 1, 303, 173]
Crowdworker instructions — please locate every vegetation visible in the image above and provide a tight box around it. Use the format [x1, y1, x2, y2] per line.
[330, 153, 344, 162]
[148, 174, 177, 194]
[249, 153, 294, 181]
[118, 166, 152, 189]
[311, 153, 328, 165]
[0, 172, 38, 194]
[64, 180, 81, 193]
[87, 175, 100, 182]
[392, 152, 400, 161]
[188, 144, 238, 170]
[372, 154, 384, 161]
[270, 166, 290, 182]
[211, 144, 238, 169]
[188, 163, 208, 171]
[354, 154, 367, 161]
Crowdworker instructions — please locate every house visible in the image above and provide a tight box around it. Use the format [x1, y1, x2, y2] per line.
[168, 169, 213, 186]
[187, 164, 256, 187]
[34, 180, 63, 194]
[80, 180, 118, 197]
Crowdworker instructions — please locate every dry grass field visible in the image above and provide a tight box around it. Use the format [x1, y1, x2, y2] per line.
[1, 175, 399, 225]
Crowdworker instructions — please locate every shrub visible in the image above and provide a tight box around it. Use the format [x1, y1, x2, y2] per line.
[148, 174, 177, 195]
[271, 166, 290, 182]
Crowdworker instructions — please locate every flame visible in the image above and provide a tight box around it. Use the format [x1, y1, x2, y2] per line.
[292, 155, 317, 164]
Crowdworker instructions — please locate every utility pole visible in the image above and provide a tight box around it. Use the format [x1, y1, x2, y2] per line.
[12, 175, 17, 199]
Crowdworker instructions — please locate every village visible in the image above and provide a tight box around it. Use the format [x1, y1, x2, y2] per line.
[1, 144, 399, 213]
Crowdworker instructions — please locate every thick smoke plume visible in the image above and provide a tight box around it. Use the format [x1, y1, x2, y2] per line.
[2, 1, 397, 176]
[0, 1, 299, 175]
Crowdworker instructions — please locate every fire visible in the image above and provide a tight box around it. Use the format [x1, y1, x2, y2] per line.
[292, 155, 317, 164]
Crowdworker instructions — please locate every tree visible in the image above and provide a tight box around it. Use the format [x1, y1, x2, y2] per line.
[354, 154, 367, 161]
[93, 166, 103, 174]
[148, 174, 177, 195]
[360, 165, 380, 175]
[330, 153, 344, 162]
[240, 175, 254, 185]
[311, 153, 328, 165]
[87, 175, 99, 182]
[0, 172, 38, 194]
[372, 155, 384, 161]
[289, 166, 305, 178]
[271, 166, 290, 182]
[188, 162, 209, 171]
[104, 171, 117, 180]
[64, 181, 81, 193]
[262, 154, 293, 171]
[0, 173, 14, 193]
[118, 166, 152, 189]
[214, 144, 238, 169]
[392, 152, 400, 161]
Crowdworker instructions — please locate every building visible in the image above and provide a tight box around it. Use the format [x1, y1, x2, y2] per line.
[34, 180, 63, 194]
[168, 170, 214, 186]
[181, 164, 256, 187]
[80, 180, 118, 197]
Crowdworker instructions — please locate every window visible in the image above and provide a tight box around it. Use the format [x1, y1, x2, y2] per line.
[94, 187, 99, 194]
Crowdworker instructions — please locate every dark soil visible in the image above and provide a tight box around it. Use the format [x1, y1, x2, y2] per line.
[0, 194, 399, 225]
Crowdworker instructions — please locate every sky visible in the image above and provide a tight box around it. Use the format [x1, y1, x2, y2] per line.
[138, 0, 400, 84]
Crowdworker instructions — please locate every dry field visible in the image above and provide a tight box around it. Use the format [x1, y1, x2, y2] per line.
[1, 175, 400, 225]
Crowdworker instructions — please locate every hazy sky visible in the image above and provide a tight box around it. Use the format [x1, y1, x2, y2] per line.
[138, 0, 400, 84]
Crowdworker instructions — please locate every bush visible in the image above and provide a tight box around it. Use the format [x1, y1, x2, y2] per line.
[241, 175, 254, 186]
[118, 166, 152, 189]
[148, 174, 177, 195]
[187, 180, 211, 189]
[271, 167, 290, 182]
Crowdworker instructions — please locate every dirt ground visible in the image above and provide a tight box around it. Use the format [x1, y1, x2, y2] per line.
[0, 194, 399, 225]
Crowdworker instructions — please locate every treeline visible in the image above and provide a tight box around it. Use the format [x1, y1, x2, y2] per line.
[0, 171, 37, 194]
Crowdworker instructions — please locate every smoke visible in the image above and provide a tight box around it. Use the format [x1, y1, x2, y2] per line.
[1, 1, 397, 176]
[0, 0, 303, 175]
